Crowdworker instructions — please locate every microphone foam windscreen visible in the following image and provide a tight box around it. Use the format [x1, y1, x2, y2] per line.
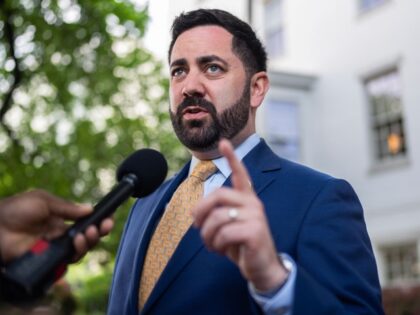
[116, 149, 168, 198]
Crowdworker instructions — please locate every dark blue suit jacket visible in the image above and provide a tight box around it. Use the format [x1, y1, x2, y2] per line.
[108, 140, 384, 315]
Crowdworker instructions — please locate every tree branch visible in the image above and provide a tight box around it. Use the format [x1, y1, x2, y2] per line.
[0, 4, 23, 146]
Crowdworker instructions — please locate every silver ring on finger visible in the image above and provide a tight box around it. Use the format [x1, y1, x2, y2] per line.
[228, 208, 239, 221]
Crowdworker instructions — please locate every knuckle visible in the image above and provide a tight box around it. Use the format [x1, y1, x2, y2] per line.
[29, 188, 46, 197]
[213, 209, 226, 222]
[218, 227, 230, 243]
[254, 223, 265, 235]
[216, 187, 230, 197]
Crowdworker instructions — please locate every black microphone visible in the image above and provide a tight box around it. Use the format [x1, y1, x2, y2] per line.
[0, 149, 168, 303]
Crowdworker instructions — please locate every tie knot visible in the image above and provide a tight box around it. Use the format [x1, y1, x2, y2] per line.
[191, 160, 217, 181]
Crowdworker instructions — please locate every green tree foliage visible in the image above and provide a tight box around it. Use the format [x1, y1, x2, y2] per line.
[0, 0, 187, 313]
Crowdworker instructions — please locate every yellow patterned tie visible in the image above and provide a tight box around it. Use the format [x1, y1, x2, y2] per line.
[138, 160, 217, 308]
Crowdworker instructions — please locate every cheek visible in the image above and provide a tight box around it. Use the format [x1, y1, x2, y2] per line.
[211, 82, 240, 110]
[169, 87, 179, 113]
[169, 99, 176, 114]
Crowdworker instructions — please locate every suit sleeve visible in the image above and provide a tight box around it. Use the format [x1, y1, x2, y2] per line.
[292, 178, 384, 315]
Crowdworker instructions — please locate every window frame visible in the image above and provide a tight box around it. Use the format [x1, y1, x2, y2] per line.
[363, 66, 410, 172]
[264, 98, 300, 162]
[263, 0, 285, 57]
[381, 242, 420, 286]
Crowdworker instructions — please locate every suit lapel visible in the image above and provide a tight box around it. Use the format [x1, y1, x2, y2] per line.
[223, 140, 282, 195]
[141, 226, 203, 314]
[141, 140, 282, 314]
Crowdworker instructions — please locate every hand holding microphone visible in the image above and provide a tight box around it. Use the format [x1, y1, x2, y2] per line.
[0, 190, 107, 265]
[0, 149, 167, 303]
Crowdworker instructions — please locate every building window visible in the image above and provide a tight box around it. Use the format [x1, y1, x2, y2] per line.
[264, 0, 284, 57]
[382, 243, 419, 285]
[365, 69, 407, 161]
[359, 0, 388, 11]
[265, 100, 299, 161]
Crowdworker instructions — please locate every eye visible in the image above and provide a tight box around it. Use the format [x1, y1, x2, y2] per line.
[171, 67, 186, 78]
[206, 64, 224, 74]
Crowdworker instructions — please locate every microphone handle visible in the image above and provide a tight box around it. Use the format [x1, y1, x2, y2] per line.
[0, 236, 73, 303]
[67, 173, 137, 237]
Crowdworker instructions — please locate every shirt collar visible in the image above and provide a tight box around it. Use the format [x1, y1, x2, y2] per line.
[189, 134, 261, 178]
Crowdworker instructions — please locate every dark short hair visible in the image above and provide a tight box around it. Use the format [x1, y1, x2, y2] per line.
[168, 9, 267, 75]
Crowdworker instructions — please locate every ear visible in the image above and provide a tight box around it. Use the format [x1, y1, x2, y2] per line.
[250, 71, 269, 110]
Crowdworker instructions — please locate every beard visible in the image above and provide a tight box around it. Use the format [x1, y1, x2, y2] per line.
[170, 83, 251, 152]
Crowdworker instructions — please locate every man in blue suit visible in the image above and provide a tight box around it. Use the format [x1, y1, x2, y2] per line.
[108, 9, 384, 315]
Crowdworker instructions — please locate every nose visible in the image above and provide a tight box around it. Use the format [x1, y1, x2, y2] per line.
[181, 71, 205, 98]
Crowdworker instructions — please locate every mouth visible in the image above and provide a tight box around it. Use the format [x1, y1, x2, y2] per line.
[182, 106, 209, 120]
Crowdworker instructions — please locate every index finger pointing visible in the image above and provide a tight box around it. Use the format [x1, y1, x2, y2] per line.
[218, 139, 252, 192]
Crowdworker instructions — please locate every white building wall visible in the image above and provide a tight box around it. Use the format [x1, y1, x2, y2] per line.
[265, 0, 420, 285]
[161, 0, 420, 286]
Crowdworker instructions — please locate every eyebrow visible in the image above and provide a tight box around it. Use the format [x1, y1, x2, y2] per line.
[170, 55, 228, 69]
[170, 58, 187, 69]
[197, 55, 228, 68]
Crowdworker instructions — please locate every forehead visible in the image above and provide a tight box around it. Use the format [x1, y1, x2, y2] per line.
[170, 25, 237, 63]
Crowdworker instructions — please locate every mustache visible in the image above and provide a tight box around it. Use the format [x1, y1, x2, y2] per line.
[176, 96, 217, 117]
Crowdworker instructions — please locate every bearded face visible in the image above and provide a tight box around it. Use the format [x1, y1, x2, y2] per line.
[170, 82, 251, 152]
